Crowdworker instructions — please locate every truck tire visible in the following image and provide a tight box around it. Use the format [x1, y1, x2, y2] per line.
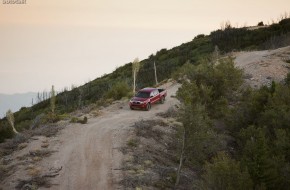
[145, 103, 151, 111]
[160, 96, 165, 104]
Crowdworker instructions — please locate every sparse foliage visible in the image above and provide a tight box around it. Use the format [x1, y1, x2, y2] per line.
[6, 109, 18, 134]
[258, 21, 264, 26]
[195, 152, 253, 190]
[132, 58, 140, 94]
[105, 81, 130, 100]
[50, 85, 56, 114]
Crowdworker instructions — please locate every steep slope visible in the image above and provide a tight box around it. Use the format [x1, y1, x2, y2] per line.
[1, 18, 290, 143]
[1, 81, 180, 189]
[0, 92, 37, 118]
[234, 46, 290, 88]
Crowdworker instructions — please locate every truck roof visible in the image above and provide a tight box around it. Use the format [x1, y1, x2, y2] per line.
[139, 88, 156, 93]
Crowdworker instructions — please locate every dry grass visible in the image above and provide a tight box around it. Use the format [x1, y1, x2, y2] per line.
[156, 106, 179, 118]
[27, 166, 41, 177]
[16, 166, 62, 189]
[31, 123, 65, 137]
[18, 143, 28, 150]
[41, 143, 49, 148]
[127, 138, 139, 148]
[0, 163, 7, 182]
[0, 123, 63, 189]
[133, 119, 166, 138]
[29, 149, 54, 158]
[90, 110, 103, 117]
[17, 149, 55, 163]
[0, 134, 28, 156]
[120, 117, 181, 189]
[32, 156, 42, 162]
[16, 176, 51, 190]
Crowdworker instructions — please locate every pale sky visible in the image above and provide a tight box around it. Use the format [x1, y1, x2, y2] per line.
[0, 0, 289, 94]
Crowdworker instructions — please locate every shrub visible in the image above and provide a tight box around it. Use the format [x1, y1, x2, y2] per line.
[70, 117, 78, 123]
[258, 21, 264, 26]
[79, 116, 88, 124]
[43, 112, 59, 123]
[195, 152, 253, 190]
[286, 72, 290, 85]
[0, 121, 14, 143]
[15, 120, 32, 131]
[105, 81, 131, 100]
[70, 116, 88, 124]
[127, 138, 138, 147]
[58, 113, 70, 120]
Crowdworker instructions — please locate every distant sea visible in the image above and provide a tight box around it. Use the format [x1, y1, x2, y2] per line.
[0, 92, 37, 119]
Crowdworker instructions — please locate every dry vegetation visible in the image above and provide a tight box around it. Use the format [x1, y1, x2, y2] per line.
[0, 122, 66, 189]
[119, 107, 194, 189]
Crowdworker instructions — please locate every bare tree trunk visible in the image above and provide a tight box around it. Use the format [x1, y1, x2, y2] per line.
[175, 126, 186, 189]
[11, 123, 18, 134]
[78, 89, 83, 109]
[6, 110, 18, 134]
[154, 61, 158, 85]
[132, 58, 140, 94]
[133, 71, 136, 94]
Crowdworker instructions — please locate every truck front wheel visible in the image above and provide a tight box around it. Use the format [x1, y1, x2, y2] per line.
[145, 103, 151, 111]
[160, 96, 165, 104]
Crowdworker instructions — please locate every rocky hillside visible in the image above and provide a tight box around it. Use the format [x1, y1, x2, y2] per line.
[234, 46, 290, 88]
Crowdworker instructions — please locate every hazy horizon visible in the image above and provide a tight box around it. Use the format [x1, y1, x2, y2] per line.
[1, 0, 289, 94]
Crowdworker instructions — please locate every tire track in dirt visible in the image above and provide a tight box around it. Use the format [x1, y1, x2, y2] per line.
[39, 82, 180, 190]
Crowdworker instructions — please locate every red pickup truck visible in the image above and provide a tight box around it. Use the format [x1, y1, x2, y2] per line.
[129, 88, 167, 111]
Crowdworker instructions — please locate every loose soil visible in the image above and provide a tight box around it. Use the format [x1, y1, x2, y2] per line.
[233, 46, 290, 88]
[1, 46, 290, 190]
[0, 81, 180, 190]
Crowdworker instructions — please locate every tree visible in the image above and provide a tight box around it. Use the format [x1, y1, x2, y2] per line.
[50, 85, 56, 114]
[240, 126, 271, 188]
[154, 61, 158, 85]
[195, 152, 253, 190]
[6, 109, 18, 134]
[132, 58, 140, 94]
[175, 82, 224, 188]
[212, 45, 220, 64]
[37, 92, 41, 103]
[258, 21, 264, 26]
[105, 81, 130, 100]
[78, 88, 83, 109]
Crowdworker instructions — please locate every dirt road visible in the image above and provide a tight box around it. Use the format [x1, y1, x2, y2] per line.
[39, 82, 180, 190]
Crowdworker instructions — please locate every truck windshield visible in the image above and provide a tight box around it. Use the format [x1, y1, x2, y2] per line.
[135, 91, 150, 98]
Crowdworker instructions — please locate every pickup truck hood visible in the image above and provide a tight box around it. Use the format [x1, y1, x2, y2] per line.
[131, 97, 148, 102]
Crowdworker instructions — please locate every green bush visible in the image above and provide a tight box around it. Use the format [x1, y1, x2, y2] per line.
[80, 116, 88, 124]
[105, 81, 130, 100]
[0, 120, 14, 143]
[285, 72, 290, 85]
[58, 113, 70, 120]
[70, 116, 88, 124]
[195, 152, 253, 190]
[70, 117, 78, 123]
[15, 120, 32, 131]
[43, 112, 59, 123]
[127, 138, 138, 147]
[177, 57, 243, 118]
